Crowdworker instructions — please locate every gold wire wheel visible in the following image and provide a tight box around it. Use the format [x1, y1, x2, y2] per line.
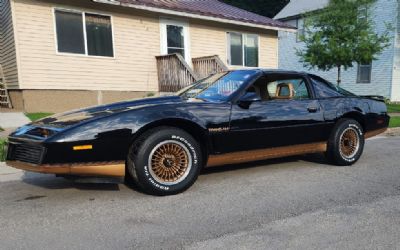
[148, 141, 192, 185]
[339, 127, 360, 159]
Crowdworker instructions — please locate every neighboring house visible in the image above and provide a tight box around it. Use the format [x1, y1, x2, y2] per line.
[0, 0, 294, 112]
[275, 0, 400, 102]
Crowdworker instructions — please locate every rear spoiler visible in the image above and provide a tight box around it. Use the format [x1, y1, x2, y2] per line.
[361, 95, 386, 102]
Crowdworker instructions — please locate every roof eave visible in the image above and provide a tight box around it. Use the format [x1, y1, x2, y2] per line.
[92, 0, 297, 32]
[274, 14, 302, 21]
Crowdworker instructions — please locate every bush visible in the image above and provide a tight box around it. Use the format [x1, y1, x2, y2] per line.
[0, 139, 6, 162]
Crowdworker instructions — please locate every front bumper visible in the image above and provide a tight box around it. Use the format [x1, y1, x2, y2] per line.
[6, 160, 125, 177]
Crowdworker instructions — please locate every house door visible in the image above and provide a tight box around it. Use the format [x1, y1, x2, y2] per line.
[160, 19, 190, 62]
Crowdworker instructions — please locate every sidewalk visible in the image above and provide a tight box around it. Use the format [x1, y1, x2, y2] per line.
[0, 162, 48, 182]
[0, 127, 15, 138]
[386, 127, 400, 137]
[0, 112, 30, 129]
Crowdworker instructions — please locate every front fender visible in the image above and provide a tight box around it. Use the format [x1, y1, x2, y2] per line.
[48, 106, 207, 143]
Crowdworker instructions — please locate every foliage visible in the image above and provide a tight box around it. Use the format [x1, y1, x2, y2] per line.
[387, 103, 400, 113]
[297, 0, 392, 84]
[0, 139, 6, 162]
[221, 0, 289, 18]
[0, 127, 3, 132]
[389, 117, 400, 128]
[26, 113, 54, 122]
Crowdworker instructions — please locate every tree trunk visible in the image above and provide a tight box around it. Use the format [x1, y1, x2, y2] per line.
[337, 65, 341, 86]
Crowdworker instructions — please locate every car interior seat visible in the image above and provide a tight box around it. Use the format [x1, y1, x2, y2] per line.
[275, 83, 294, 99]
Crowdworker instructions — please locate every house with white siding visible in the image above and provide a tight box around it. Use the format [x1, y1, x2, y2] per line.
[0, 0, 294, 112]
[275, 0, 400, 102]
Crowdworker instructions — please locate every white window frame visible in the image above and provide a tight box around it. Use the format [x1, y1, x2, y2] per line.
[159, 18, 191, 62]
[358, 5, 368, 22]
[227, 32, 260, 68]
[296, 18, 305, 43]
[357, 62, 372, 83]
[53, 7, 116, 59]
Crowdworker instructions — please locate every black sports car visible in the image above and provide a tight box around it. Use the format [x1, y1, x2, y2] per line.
[6, 70, 389, 195]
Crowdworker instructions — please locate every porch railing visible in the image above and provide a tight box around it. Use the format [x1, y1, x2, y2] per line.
[0, 64, 12, 108]
[192, 55, 228, 79]
[155, 53, 199, 92]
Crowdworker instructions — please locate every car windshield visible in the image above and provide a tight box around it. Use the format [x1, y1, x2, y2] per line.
[178, 71, 258, 102]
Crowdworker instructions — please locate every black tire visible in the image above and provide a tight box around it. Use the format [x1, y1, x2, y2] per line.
[127, 127, 202, 196]
[326, 119, 365, 166]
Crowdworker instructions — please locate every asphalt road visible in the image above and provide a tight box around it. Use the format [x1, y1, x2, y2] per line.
[0, 136, 400, 250]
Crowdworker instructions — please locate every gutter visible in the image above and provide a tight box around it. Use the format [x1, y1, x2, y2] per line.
[92, 0, 296, 32]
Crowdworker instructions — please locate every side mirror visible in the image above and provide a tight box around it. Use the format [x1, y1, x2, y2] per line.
[237, 93, 261, 109]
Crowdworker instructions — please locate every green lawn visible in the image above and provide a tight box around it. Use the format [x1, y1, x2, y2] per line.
[0, 138, 6, 162]
[25, 113, 54, 121]
[387, 103, 400, 113]
[389, 116, 400, 128]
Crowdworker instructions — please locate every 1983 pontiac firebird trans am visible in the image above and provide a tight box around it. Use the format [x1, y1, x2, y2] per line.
[6, 70, 389, 195]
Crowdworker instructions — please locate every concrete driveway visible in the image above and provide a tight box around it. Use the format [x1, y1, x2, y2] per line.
[0, 136, 399, 249]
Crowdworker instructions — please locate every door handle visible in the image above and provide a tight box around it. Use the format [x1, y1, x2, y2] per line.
[307, 106, 319, 113]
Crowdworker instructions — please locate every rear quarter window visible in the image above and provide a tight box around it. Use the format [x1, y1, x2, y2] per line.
[310, 76, 348, 98]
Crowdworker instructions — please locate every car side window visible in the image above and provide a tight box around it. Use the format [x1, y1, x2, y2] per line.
[267, 78, 310, 100]
[310, 76, 342, 98]
[244, 75, 311, 101]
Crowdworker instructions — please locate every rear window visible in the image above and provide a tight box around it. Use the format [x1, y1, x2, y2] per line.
[310, 75, 355, 98]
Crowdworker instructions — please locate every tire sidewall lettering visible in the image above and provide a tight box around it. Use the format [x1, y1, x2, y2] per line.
[144, 165, 170, 191]
[348, 123, 363, 136]
[171, 135, 198, 164]
[145, 134, 198, 191]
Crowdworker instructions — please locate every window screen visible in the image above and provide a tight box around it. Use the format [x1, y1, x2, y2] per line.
[167, 25, 185, 58]
[296, 18, 305, 42]
[244, 34, 258, 67]
[357, 62, 372, 83]
[86, 14, 114, 57]
[55, 10, 85, 54]
[55, 10, 114, 57]
[229, 33, 243, 66]
[228, 33, 259, 67]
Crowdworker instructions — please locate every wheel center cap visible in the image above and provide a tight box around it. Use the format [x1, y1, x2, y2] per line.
[163, 156, 175, 168]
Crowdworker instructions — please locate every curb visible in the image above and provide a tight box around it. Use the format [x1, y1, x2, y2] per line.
[385, 127, 400, 137]
[0, 162, 22, 175]
[0, 162, 49, 183]
[0, 163, 24, 183]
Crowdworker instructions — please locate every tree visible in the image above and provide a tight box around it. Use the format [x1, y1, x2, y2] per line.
[221, 0, 289, 18]
[296, 0, 392, 85]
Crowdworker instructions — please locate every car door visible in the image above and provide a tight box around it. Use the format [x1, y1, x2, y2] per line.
[225, 73, 327, 153]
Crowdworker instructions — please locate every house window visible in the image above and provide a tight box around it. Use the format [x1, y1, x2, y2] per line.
[296, 18, 304, 42]
[166, 25, 185, 58]
[160, 19, 190, 62]
[358, 5, 368, 23]
[228, 32, 259, 67]
[54, 9, 114, 57]
[357, 62, 372, 83]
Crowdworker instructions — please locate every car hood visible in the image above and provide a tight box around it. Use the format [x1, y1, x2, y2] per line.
[31, 95, 184, 128]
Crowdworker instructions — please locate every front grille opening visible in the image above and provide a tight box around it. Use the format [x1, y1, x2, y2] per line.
[7, 143, 45, 164]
